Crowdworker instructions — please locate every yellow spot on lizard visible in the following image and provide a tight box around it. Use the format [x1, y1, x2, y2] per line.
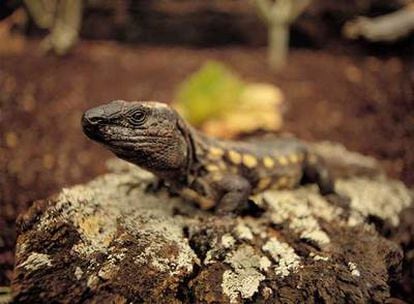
[277, 156, 289, 166]
[263, 157, 275, 169]
[228, 150, 242, 165]
[242, 154, 258, 168]
[257, 177, 272, 190]
[209, 147, 224, 158]
[288, 154, 299, 163]
[277, 176, 290, 188]
[212, 174, 223, 182]
[206, 164, 220, 172]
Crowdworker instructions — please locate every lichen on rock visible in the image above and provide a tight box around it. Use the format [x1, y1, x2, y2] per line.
[18, 252, 52, 272]
[221, 245, 267, 303]
[336, 177, 412, 226]
[12, 142, 413, 303]
[262, 238, 301, 278]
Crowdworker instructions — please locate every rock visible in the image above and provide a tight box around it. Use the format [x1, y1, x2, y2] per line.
[12, 142, 413, 303]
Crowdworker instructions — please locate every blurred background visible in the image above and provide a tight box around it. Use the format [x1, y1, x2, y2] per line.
[0, 0, 413, 300]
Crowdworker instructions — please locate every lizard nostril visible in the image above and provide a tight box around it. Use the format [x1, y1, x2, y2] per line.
[88, 116, 104, 124]
[83, 109, 106, 126]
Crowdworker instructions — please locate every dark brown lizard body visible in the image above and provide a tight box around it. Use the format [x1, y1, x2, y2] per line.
[82, 100, 334, 213]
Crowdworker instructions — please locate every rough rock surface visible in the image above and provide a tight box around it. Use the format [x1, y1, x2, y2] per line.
[12, 142, 413, 303]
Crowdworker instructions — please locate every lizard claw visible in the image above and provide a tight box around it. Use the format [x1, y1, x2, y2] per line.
[145, 179, 165, 193]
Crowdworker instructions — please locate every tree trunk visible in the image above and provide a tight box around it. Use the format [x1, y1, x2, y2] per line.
[268, 22, 289, 71]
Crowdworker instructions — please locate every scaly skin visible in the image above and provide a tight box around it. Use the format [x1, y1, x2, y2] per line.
[82, 100, 334, 213]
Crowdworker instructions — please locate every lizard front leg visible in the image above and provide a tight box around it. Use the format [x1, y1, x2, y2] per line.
[180, 174, 252, 214]
[213, 174, 252, 215]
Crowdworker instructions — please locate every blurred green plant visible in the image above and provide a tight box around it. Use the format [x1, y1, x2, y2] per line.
[173, 61, 285, 138]
[173, 61, 245, 126]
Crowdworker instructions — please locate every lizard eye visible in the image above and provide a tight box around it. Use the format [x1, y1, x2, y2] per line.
[128, 110, 147, 126]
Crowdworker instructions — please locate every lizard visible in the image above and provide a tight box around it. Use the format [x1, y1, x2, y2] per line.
[82, 100, 334, 214]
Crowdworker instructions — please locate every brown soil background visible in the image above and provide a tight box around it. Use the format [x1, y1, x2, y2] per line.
[0, 0, 413, 300]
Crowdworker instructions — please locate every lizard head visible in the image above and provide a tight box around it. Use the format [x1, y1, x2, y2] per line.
[82, 100, 191, 175]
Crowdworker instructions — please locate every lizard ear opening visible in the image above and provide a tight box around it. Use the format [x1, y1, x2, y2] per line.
[176, 115, 196, 169]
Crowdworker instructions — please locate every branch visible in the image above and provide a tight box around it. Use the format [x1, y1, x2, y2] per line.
[23, 0, 56, 29]
[254, 0, 273, 24]
[289, 0, 312, 22]
[255, 0, 311, 25]
[270, 0, 293, 24]
[343, 6, 414, 42]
